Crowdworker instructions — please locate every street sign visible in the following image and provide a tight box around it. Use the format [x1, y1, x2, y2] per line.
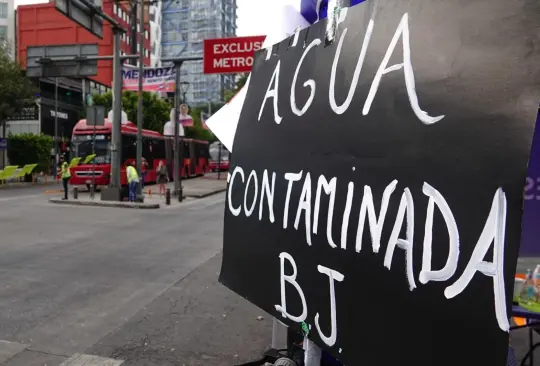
[0, 138, 7, 150]
[203, 36, 265, 74]
[54, 0, 103, 39]
[86, 105, 105, 126]
[219, 1, 540, 365]
[26, 44, 99, 78]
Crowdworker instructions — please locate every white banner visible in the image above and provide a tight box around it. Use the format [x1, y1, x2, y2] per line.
[122, 66, 176, 92]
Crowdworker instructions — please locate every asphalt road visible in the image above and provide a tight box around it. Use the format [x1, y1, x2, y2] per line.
[0, 192, 272, 365]
[1, 184, 539, 365]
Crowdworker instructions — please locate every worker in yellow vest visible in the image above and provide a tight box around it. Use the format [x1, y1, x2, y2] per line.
[126, 162, 140, 202]
[59, 155, 71, 200]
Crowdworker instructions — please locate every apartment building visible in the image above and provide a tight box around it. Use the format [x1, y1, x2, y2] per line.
[161, 0, 237, 105]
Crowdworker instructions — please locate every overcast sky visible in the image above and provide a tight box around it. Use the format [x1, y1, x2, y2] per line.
[14, 0, 299, 37]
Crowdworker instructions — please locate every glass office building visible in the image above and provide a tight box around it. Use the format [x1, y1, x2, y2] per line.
[161, 0, 237, 105]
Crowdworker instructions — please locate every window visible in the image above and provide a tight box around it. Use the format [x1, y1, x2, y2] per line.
[113, 3, 118, 15]
[0, 3, 7, 19]
[144, 29, 149, 39]
[0, 26, 7, 39]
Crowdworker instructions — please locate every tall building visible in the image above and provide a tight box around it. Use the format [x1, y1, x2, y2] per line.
[161, 0, 237, 105]
[16, 0, 152, 151]
[0, 0, 14, 56]
[149, 1, 162, 67]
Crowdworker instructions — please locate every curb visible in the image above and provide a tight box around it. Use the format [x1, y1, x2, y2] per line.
[49, 198, 160, 209]
[185, 188, 227, 199]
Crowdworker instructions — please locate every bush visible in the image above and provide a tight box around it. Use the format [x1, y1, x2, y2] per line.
[7, 133, 53, 174]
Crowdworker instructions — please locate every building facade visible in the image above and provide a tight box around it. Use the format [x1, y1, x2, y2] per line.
[17, 0, 151, 89]
[0, 0, 14, 56]
[15, 0, 152, 153]
[161, 0, 237, 105]
[149, 1, 162, 67]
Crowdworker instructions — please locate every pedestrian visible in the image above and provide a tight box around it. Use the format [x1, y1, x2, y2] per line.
[59, 155, 71, 200]
[140, 158, 148, 190]
[156, 160, 169, 196]
[126, 162, 140, 202]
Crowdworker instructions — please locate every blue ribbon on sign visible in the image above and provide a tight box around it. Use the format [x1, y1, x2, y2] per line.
[300, 0, 366, 24]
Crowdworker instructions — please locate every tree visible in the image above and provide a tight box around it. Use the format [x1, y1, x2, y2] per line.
[224, 73, 249, 103]
[92, 91, 171, 133]
[185, 105, 215, 141]
[7, 133, 53, 173]
[0, 39, 38, 124]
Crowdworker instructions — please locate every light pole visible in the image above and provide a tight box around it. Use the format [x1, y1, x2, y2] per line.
[135, 0, 144, 200]
[175, 80, 189, 201]
[161, 56, 203, 201]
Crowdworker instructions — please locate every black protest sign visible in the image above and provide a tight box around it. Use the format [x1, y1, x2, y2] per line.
[219, 1, 540, 365]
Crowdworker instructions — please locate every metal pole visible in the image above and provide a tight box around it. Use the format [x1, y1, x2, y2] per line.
[173, 61, 182, 200]
[54, 78, 59, 176]
[110, 27, 122, 190]
[218, 140, 222, 180]
[135, 0, 144, 199]
[131, 0, 138, 66]
[91, 111, 97, 199]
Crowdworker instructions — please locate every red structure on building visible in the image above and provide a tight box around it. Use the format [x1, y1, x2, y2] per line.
[17, 0, 151, 88]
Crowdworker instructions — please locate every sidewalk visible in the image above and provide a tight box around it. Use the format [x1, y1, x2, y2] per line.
[50, 174, 228, 209]
[0, 175, 59, 189]
[144, 173, 228, 198]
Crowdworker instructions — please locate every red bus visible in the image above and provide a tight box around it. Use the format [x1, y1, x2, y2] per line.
[69, 118, 210, 190]
[209, 141, 230, 171]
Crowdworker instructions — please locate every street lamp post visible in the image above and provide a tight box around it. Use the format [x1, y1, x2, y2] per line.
[161, 56, 203, 201]
[174, 80, 190, 202]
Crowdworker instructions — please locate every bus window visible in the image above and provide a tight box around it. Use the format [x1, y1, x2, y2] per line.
[122, 135, 137, 163]
[142, 138, 154, 168]
[183, 140, 190, 159]
[72, 135, 111, 164]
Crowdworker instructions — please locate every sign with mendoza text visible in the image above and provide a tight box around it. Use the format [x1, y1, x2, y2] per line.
[219, 1, 540, 365]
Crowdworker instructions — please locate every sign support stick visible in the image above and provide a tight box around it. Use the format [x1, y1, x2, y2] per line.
[136, 0, 144, 200]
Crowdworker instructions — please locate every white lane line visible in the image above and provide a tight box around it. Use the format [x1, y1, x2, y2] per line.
[60, 353, 124, 366]
[0, 194, 42, 202]
[0, 340, 28, 363]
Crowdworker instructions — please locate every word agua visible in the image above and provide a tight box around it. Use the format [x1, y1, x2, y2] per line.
[228, 166, 509, 347]
[258, 12, 445, 126]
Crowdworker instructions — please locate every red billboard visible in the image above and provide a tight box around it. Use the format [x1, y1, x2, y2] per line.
[203, 36, 266, 74]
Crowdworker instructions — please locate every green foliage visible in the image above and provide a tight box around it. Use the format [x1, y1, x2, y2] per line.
[236, 73, 249, 90]
[91, 91, 171, 133]
[224, 73, 249, 103]
[185, 105, 215, 141]
[7, 133, 53, 173]
[0, 39, 38, 123]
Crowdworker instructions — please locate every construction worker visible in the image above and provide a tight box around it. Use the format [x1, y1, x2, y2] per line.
[59, 155, 71, 200]
[126, 162, 140, 202]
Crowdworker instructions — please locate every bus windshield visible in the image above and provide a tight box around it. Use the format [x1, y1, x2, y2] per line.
[72, 135, 111, 164]
[209, 146, 229, 161]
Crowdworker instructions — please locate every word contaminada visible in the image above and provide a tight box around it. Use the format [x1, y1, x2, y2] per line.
[227, 167, 510, 347]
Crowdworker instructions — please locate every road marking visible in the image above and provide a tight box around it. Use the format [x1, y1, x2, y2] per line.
[0, 194, 42, 202]
[60, 353, 124, 366]
[0, 340, 28, 363]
